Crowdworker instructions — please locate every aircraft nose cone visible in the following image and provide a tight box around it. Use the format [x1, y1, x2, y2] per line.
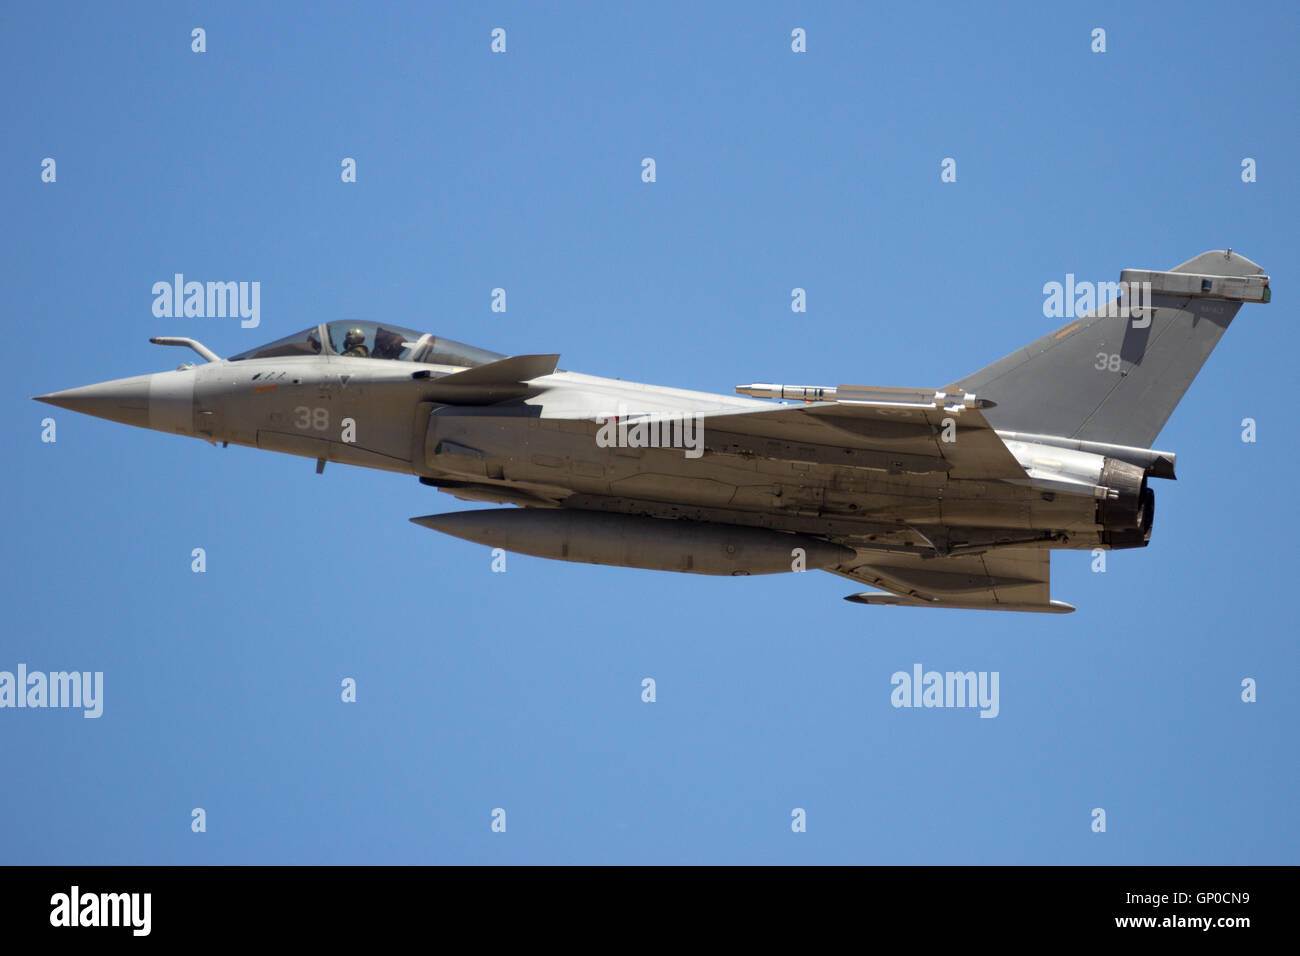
[34, 376, 153, 429]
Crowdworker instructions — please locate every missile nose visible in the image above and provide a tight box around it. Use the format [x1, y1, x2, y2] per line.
[33, 376, 154, 429]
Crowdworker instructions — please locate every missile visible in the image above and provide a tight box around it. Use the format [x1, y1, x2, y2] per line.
[736, 383, 994, 410]
[735, 383, 838, 402]
[411, 508, 856, 575]
[844, 592, 1076, 614]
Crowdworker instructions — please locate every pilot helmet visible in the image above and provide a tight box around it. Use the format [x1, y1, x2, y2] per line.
[343, 327, 366, 351]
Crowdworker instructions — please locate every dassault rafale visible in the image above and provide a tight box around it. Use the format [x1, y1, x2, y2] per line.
[37, 250, 1269, 612]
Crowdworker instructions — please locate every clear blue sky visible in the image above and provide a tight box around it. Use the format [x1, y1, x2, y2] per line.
[3, 1, 1296, 864]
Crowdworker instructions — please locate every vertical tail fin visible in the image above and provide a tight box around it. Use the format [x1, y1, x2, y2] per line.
[950, 250, 1269, 448]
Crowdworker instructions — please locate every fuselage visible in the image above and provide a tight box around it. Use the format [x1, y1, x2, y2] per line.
[37, 322, 1153, 562]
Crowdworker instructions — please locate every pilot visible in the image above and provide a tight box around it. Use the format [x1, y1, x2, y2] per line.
[341, 327, 369, 358]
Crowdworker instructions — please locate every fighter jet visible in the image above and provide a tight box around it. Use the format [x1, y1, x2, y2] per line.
[36, 250, 1269, 612]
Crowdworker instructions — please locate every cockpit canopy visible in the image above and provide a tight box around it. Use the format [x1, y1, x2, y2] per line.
[229, 321, 506, 368]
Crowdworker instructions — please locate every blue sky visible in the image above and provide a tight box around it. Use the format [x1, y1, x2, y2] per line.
[2, 1, 1296, 864]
